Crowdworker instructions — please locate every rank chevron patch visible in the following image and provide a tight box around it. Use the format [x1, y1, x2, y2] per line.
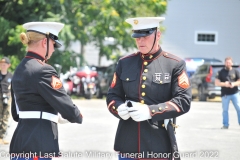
[111, 72, 117, 88]
[178, 71, 190, 89]
[51, 76, 62, 90]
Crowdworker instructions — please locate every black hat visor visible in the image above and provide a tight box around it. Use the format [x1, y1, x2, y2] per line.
[49, 33, 62, 48]
[132, 27, 157, 38]
[27, 30, 62, 48]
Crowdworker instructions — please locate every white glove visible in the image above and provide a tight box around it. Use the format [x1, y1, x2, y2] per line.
[164, 119, 170, 130]
[127, 101, 151, 122]
[117, 103, 130, 120]
[58, 113, 70, 124]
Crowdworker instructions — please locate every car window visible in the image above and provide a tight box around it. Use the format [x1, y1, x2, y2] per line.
[105, 64, 116, 77]
[237, 68, 240, 74]
[212, 66, 223, 76]
[184, 58, 222, 77]
[198, 65, 208, 74]
[185, 58, 204, 71]
[194, 67, 201, 75]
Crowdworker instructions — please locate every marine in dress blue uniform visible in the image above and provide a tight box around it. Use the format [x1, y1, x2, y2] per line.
[10, 22, 83, 160]
[106, 17, 191, 160]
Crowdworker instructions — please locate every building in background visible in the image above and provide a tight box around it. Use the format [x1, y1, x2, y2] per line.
[161, 0, 240, 64]
[70, 41, 113, 67]
[72, 0, 240, 67]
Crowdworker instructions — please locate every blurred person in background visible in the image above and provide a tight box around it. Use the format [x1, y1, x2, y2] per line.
[215, 57, 240, 129]
[0, 57, 13, 145]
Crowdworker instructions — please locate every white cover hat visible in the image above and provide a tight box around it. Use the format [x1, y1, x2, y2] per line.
[125, 17, 165, 38]
[23, 22, 64, 48]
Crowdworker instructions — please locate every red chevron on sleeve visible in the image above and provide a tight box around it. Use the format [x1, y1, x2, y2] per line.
[51, 76, 62, 90]
[178, 71, 189, 89]
[111, 72, 117, 88]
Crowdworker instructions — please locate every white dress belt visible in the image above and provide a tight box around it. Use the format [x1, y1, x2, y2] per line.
[19, 111, 58, 123]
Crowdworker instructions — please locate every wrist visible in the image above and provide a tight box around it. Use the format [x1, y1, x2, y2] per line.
[234, 81, 240, 87]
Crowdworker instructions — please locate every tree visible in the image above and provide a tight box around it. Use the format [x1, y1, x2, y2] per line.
[0, 0, 167, 72]
[90, 0, 167, 65]
[60, 0, 167, 66]
[0, 0, 63, 70]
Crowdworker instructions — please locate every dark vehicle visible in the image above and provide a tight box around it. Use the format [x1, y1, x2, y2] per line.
[97, 63, 117, 98]
[190, 62, 240, 101]
[184, 57, 222, 77]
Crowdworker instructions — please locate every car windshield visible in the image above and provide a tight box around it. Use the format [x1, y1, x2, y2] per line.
[185, 58, 222, 70]
[212, 65, 240, 76]
[184, 58, 222, 77]
[185, 58, 204, 72]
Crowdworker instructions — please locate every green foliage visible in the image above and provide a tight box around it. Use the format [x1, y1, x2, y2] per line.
[48, 50, 80, 73]
[0, 0, 167, 72]
[0, 0, 63, 59]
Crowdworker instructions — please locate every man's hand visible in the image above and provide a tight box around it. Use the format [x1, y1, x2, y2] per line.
[117, 103, 130, 120]
[224, 81, 231, 88]
[127, 101, 151, 122]
[230, 80, 240, 88]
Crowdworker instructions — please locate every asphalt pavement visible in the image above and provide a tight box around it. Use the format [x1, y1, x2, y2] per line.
[0, 98, 239, 160]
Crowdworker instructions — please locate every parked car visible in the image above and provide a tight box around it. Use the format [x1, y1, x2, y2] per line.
[96, 63, 117, 98]
[184, 57, 222, 77]
[190, 62, 240, 101]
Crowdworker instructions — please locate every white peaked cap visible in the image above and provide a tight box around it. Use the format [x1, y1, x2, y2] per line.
[125, 17, 165, 30]
[23, 22, 64, 36]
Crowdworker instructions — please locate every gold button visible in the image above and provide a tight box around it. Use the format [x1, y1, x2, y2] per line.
[141, 100, 144, 104]
[165, 106, 168, 109]
[141, 92, 145, 96]
[159, 107, 162, 111]
[126, 78, 129, 81]
[160, 81, 163, 84]
[152, 110, 155, 113]
[162, 124, 165, 127]
[149, 55, 153, 59]
[142, 76, 146, 80]
[144, 62, 148, 65]
[144, 69, 148, 73]
[113, 106, 115, 109]
[142, 84, 146, 88]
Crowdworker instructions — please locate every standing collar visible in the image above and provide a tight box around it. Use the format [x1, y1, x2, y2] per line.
[25, 51, 45, 61]
[140, 47, 162, 61]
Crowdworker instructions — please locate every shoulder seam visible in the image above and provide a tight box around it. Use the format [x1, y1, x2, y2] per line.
[36, 59, 45, 65]
[120, 52, 139, 60]
[163, 52, 181, 62]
